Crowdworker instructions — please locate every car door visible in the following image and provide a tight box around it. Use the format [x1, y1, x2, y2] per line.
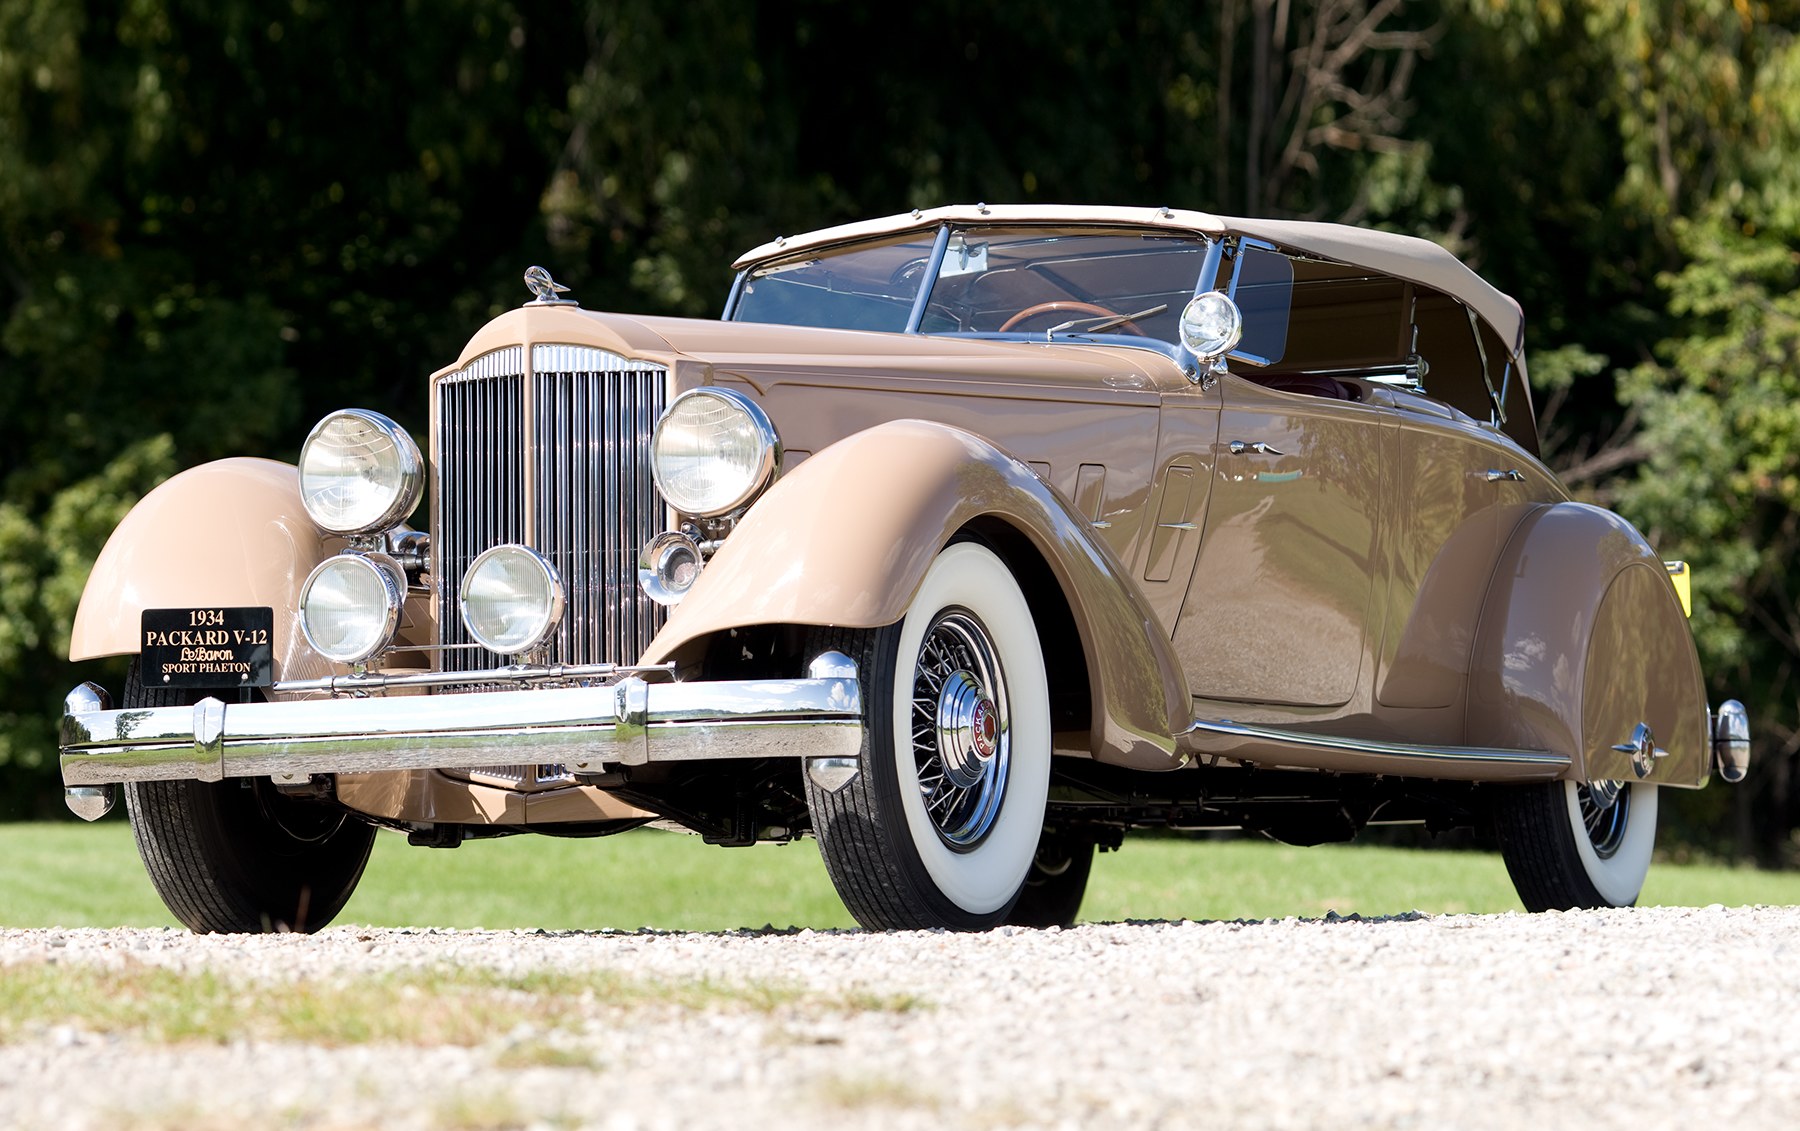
[1173, 375, 1387, 707]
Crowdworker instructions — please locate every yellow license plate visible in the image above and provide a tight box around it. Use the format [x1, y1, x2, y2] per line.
[1664, 561, 1692, 618]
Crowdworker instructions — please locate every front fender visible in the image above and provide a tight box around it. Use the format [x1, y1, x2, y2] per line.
[1466, 502, 1708, 786]
[644, 419, 1190, 768]
[70, 458, 341, 683]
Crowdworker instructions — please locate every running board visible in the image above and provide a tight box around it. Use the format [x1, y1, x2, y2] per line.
[1182, 718, 1570, 782]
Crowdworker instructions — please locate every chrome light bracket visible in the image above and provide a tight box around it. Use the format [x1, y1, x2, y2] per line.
[385, 528, 431, 585]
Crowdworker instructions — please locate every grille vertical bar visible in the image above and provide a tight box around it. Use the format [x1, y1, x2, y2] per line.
[436, 348, 526, 676]
[433, 344, 667, 676]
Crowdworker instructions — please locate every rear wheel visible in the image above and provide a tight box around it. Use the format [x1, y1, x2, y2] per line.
[1004, 832, 1095, 928]
[122, 661, 375, 933]
[1493, 780, 1657, 911]
[805, 542, 1052, 930]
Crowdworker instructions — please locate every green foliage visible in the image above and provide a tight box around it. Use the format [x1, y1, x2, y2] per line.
[1610, 9, 1800, 863]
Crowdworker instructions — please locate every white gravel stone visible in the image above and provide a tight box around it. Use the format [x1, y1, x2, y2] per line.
[2, 907, 1799, 1128]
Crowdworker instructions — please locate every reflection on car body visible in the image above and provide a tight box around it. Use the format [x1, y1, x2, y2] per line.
[59, 204, 1752, 932]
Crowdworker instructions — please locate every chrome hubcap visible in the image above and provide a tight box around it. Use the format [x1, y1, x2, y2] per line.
[911, 610, 1008, 848]
[936, 669, 1000, 789]
[1578, 782, 1631, 860]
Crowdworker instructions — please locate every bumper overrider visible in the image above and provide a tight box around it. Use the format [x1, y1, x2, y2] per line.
[58, 652, 863, 820]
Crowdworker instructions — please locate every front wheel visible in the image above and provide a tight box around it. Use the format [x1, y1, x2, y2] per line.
[805, 541, 1052, 930]
[1492, 780, 1658, 911]
[122, 661, 375, 933]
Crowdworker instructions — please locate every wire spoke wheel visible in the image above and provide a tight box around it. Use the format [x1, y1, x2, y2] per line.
[911, 610, 1010, 849]
[1494, 778, 1657, 911]
[804, 541, 1051, 930]
[1577, 782, 1630, 860]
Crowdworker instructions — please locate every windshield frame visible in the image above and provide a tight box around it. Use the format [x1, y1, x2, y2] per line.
[724, 222, 1224, 362]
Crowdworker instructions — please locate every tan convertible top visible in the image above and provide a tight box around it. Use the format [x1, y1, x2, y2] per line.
[733, 204, 1526, 358]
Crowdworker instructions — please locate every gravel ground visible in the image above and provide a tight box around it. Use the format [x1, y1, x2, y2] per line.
[2, 905, 1798, 1130]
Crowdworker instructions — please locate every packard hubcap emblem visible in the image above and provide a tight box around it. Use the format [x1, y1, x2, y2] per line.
[971, 698, 998, 759]
[523, 265, 575, 306]
[936, 669, 1000, 790]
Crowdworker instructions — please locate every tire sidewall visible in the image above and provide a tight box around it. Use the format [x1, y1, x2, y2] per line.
[1563, 780, 1657, 906]
[886, 542, 1051, 918]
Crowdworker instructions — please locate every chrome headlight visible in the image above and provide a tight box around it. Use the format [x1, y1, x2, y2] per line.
[1179, 292, 1244, 361]
[298, 410, 424, 535]
[299, 551, 406, 664]
[459, 544, 565, 656]
[650, 388, 781, 517]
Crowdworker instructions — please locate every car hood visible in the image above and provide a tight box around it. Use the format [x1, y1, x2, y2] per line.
[439, 305, 1189, 395]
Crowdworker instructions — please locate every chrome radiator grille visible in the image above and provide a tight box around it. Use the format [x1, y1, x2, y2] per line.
[434, 344, 668, 675]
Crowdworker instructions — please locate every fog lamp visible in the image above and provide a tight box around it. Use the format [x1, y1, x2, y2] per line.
[459, 544, 565, 656]
[638, 530, 705, 606]
[299, 551, 406, 664]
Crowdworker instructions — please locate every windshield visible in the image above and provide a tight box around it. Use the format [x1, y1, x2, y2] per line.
[731, 226, 1214, 346]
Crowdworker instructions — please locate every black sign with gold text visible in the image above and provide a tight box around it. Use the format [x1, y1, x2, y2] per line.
[141, 607, 274, 689]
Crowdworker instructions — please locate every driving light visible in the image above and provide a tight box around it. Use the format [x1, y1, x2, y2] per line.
[298, 410, 424, 535]
[1179, 292, 1244, 361]
[638, 530, 705, 606]
[299, 551, 406, 665]
[460, 544, 565, 656]
[650, 388, 781, 517]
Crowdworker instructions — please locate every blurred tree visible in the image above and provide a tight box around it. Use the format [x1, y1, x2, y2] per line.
[0, 0, 575, 814]
[1612, 1, 1800, 863]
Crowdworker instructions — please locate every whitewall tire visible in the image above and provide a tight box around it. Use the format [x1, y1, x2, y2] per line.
[805, 541, 1051, 929]
[1494, 779, 1657, 911]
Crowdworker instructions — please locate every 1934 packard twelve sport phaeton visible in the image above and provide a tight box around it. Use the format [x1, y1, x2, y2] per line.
[59, 204, 1753, 932]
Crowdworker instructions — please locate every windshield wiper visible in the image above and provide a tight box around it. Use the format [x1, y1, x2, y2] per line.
[1045, 303, 1168, 336]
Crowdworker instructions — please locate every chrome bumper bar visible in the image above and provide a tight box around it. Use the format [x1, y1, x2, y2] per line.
[59, 653, 863, 819]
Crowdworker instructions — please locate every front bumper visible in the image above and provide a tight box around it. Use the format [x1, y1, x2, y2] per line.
[59, 653, 863, 820]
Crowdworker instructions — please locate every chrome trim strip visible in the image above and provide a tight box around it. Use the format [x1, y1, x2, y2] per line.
[721, 269, 748, 320]
[60, 670, 864, 785]
[275, 661, 676, 695]
[1184, 717, 1569, 773]
[530, 344, 663, 375]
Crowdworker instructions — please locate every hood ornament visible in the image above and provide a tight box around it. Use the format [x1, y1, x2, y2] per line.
[523, 265, 577, 307]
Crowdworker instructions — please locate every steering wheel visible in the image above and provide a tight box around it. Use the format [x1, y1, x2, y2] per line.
[998, 301, 1147, 336]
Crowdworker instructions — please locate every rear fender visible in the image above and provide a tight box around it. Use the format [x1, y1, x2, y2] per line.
[71, 458, 344, 684]
[1466, 502, 1708, 786]
[644, 419, 1190, 768]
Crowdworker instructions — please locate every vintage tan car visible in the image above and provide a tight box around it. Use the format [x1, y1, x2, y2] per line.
[59, 204, 1750, 932]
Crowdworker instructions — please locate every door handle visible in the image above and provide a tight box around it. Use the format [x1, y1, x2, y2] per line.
[1228, 440, 1283, 456]
[1485, 468, 1525, 483]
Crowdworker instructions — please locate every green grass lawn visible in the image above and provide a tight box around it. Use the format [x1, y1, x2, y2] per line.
[4, 818, 1797, 930]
